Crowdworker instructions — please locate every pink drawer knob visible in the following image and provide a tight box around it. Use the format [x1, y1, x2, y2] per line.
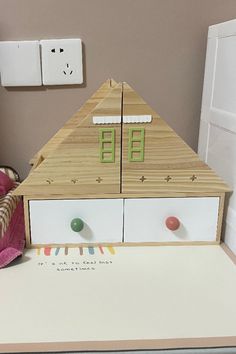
[165, 216, 180, 231]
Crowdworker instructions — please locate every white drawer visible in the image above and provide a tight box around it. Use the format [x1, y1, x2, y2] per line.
[124, 197, 219, 243]
[29, 199, 123, 245]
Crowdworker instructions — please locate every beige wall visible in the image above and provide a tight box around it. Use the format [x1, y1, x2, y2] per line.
[1, 0, 236, 179]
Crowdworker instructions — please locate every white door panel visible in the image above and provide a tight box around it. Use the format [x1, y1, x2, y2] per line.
[198, 20, 236, 253]
[212, 36, 236, 114]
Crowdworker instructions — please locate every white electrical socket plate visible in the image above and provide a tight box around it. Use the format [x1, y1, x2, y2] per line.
[40, 38, 83, 85]
[0, 40, 42, 86]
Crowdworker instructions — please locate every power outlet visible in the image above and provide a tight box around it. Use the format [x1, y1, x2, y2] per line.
[40, 38, 83, 85]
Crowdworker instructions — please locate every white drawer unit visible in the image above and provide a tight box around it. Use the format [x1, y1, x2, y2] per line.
[28, 197, 221, 246]
[124, 197, 220, 243]
[29, 199, 123, 245]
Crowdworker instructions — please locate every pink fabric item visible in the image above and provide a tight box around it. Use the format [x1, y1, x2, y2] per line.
[0, 200, 25, 268]
[0, 170, 14, 195]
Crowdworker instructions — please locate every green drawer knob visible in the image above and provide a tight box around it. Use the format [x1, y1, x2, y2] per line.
[71, 218, 84, 232]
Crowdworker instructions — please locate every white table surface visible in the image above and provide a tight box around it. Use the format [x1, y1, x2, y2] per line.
[1, 245, 236, 353]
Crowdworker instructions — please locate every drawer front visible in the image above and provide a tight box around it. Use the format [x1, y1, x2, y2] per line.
[29, 199, 123, 245]
[124, 197, 219, 242]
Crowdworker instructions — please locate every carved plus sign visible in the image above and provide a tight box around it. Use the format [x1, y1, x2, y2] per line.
[71, 179, 78, 184]
[164, 175, 172, 182]
[46, 178, 54, 184]
[96, 177, 103, 183]
[140, 176, 147, 182]
[190, 175, 197, 181]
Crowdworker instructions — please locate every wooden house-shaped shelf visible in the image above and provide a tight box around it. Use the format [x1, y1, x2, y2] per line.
[15, 79, 230, 248]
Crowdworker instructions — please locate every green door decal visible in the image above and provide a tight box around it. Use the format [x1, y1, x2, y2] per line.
[99, 128, 115, 163]
[128, 128, 145, 162]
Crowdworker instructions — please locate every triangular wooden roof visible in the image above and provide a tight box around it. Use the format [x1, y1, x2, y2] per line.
[121, 83, 229, 194]
[30, 78, 117, 165]
[15, 80, 229, 196]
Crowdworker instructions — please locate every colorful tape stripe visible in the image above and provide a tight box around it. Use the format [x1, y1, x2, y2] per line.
[88, 247, 94, 255]
[98, 245, 104, 254]
[55, 247, 60, 256]
[44, 247, 51, 256]
[108, 246, 115, 255]
[37, 246, 116, 256]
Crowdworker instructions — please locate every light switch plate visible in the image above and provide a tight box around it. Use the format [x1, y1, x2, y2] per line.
[0, 40, 42, 86]
[40, 38, 83, 85]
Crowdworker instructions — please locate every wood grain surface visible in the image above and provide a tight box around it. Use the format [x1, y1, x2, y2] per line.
[121, 83, 230, 194]
[30, 79, 117, 164]
[15, 81, 122, 196]
[15, 80, 229, 196]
